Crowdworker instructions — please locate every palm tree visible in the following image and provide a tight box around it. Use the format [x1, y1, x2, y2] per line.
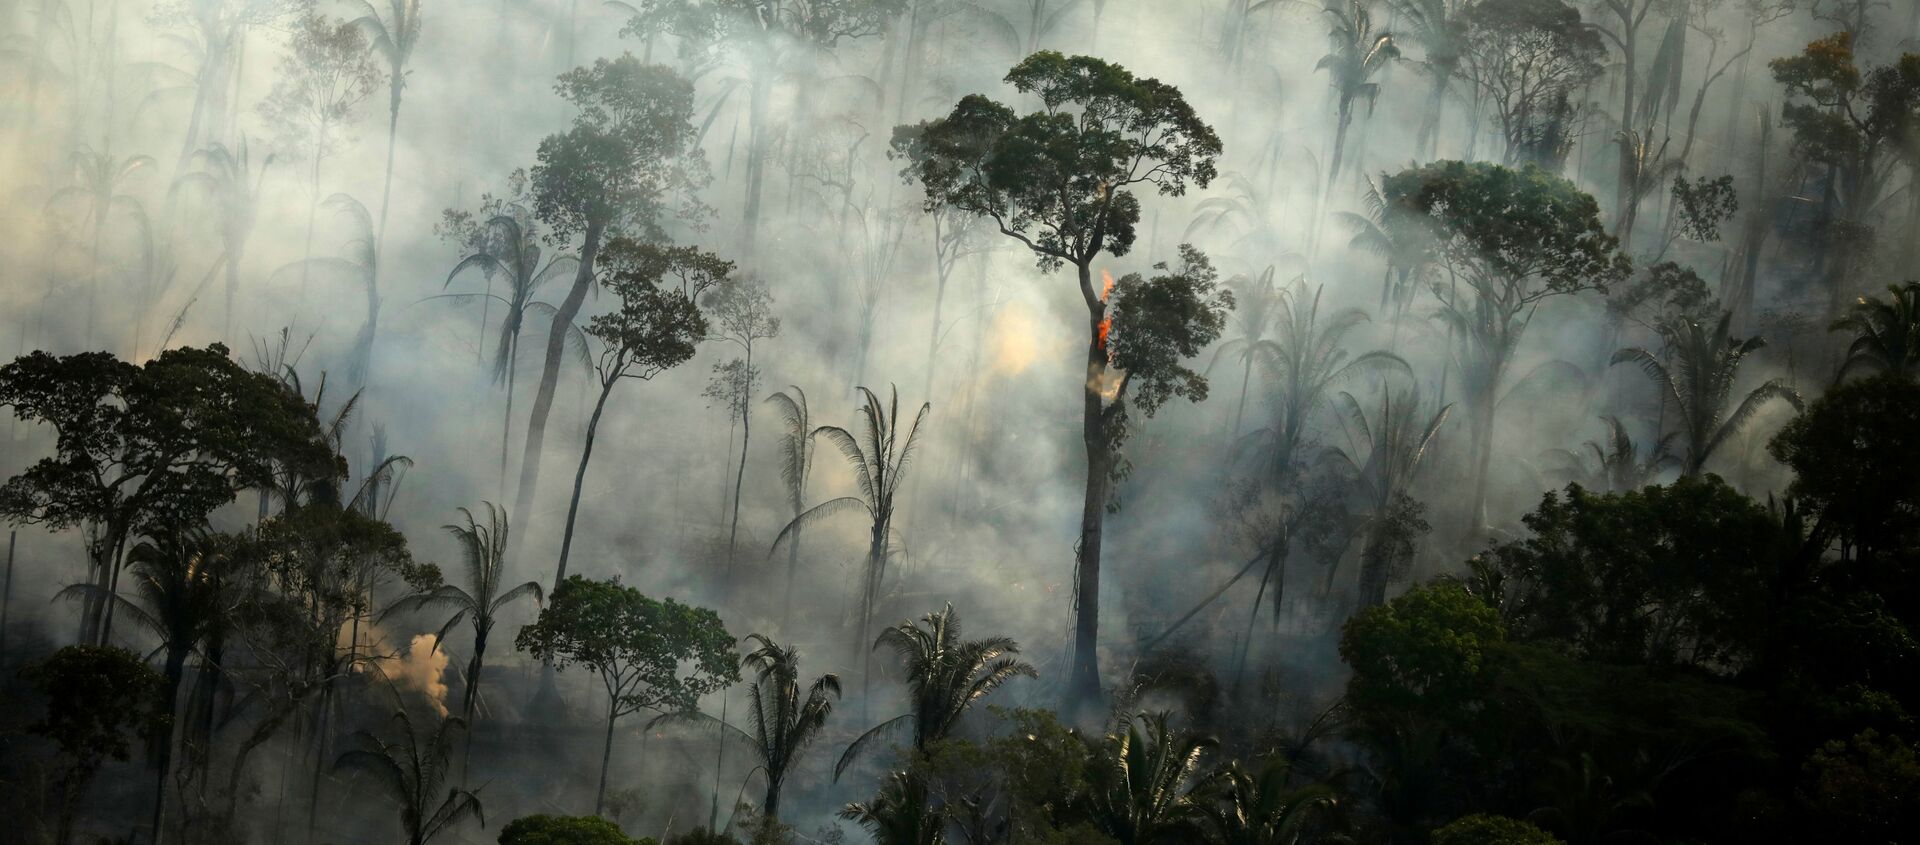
[839, 770, 944, 845]
[434, 212, 583, 489]
[835, 604, 1036, 779]
[1612, 129, 1684, 251]
[46, 144, 154, 347]
[271, 194, 383, 389]
[771, 386, 930, 698]
[58, 527, 235, 838]
[1541, 415, 1677, 493]
[1206, 267, 1286, 436]
[1831, 281, 1920, 380]
[351, 0, 424, 260]
[1243, 279, 1408, 482]
[1331, 389, 1452, 607]
[1387, 0, 1468, 159]
[1612, 312, 1803, 476]
[333, 705, 484, 845]
[386, 503, 543, 723]
[1199, 758, 1339, 845]
[739, 635, 840, 819]
[173, 138, 270, 339]
[1081, 712, 1217, 845]
[1315, 1, 1398, 200]
[765, 387, 820, 628]
[1334, 175, 1433, 332]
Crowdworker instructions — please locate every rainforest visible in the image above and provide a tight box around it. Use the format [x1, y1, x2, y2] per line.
[1, 1, 1918, 843]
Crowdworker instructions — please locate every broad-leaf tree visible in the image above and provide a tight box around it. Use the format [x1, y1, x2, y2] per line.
[22, 645, 166, 845]
[1457, 0, 1605, 169]
[1382, 160, 1629, 534]
[0, 344, 331, 645]
[703, 273, 779, 570]
[515, 56, 708, 546]
[515, 575, 739, 815]
[897, 51, 1223, 699]
[553, 241, 728, 586]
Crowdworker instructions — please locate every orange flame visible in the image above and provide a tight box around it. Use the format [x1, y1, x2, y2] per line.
[1100, 269, 1115, 302]
[1096, 315, 1112, 351]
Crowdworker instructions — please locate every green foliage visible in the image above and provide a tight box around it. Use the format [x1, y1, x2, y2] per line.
[1670, 175, 1738, 244]
[1431, 814, 1563, 845]
[1342, 582, 1505, 723]
[516, 575, 739, 718]
[1077, 712, 1216, 844]
[838, 605, 1036, 779]
[1605, 261, 1716, 335]
[590, 239, 730, 383]
[499, 814, 652, 845]
[1770, 374, 1920, 557]
[1830, 281, 1920, 381]
[840, 771, 944, 845]
[1613, 312, 1802, 476]
[1798, 729, 1920, 840]
[1468, 477, 1782, 667]
[531, 55, 708, 242]
[1383, 161, 1629, 301]
[1106, 244, 1234, 415]
[897, 51, 1220, 272]
[22, 645, 166, 775]
[1459, 0, 1605, 168]
[739, 634, 841, 817]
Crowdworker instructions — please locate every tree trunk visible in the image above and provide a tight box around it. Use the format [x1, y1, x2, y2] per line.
[764, 773, 782, 820]
[1417, 63, 1453, 160]
[1069, 261, 1109, 704]
[149, 643, 190, 843]
[594, 702, 616, 816]
[1231, 355, 1252, 436]
[726, 350, 752, 573]
[513, 219, 604, 550]
[1463, 381, 1497, 539]
[297, 154, 323, 309]
[554, 378, 615, 588]
[742, 67, 772, 257]
[464, 628, 489, 721]
[500, 333, 518, 497]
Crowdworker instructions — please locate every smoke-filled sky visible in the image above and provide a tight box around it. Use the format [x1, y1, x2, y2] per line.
[3, 0, 1915, 838]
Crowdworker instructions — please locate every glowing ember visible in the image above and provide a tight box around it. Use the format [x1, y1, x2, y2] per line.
[1096, 315, 1112, 352]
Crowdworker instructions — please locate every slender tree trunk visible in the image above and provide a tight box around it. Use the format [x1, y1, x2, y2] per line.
[513, 219, 604, 549]
[553, 378, 615, 588]
[297, 154, 323, 310]
[726, 349, 752, 572]
[500, 333, 518, 496]
[1418, 64, 1453, 160]
[742, 67, 771, 257]
[594, 702, 615, 816]
[1464, 376, 1497, 538]
[1231, 355, 1252, 436]
[1069, 261, 1109, 704]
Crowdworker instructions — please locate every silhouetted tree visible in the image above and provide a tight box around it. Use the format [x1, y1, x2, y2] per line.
[332, 704, 484, 845]
[1612, 312, 1802, 476]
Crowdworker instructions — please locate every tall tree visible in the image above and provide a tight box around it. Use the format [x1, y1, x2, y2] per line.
[434, 179, 585, 492]
[256, 14, 380, 312]
[350, 0, 424, 263]
[387, 502, 543, 723]
[1382, 160, 1629, 533]
[516, 575, 739, 815]
[703, 274, 779, 570]
[515, 56, 707, 548]
[1770, 37, 1920, 321]
[835, 604, 1035, 778]
[1388, 0, 1469, 160]
[1206, 267, 1284, 437]
[1244, 277, 1408, 483]
[0, 344, 331, 646]
[897, 53, 1224, 699]
[44, 144, 153, 349]
[1612, 311, 1803, 476]
[770, 386, 929, 700]
[1331, 390, 1451, 608]
[1458, 0, 1605, 169]
[764, 386, 819, 627]
[172, 138, 270, 340]
[740, 634, 840, 819]
[1315, 0, 1398, 199]
[56, 527, 237, 838]
[554, 241, 727, 586]
[22, 645, 166, 845]
[626, 0, 904, 254]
